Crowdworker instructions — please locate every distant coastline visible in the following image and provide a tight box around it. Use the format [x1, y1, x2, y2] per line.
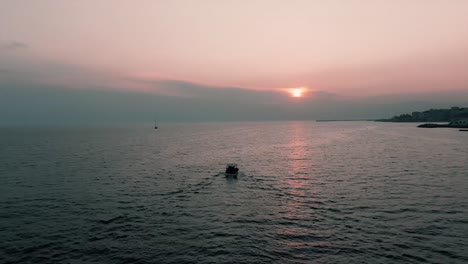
[316, 119, 375, 122]
[376, 107, 468, 123]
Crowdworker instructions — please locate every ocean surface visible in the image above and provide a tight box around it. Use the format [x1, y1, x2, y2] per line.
[1, 121, 467, 263]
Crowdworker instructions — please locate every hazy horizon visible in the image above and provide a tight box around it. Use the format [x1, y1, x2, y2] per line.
[1, 81, 467, 126]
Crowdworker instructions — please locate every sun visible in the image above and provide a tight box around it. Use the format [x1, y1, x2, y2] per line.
[290, 88, 304, 98]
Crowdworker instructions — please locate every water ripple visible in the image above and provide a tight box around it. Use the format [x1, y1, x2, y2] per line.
[1, 122, 468, 263]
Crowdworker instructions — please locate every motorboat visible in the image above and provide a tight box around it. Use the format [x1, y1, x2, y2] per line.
[225, 163, 239, 177]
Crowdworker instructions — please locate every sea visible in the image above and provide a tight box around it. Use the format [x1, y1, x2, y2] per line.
[1, 121, 467, 263]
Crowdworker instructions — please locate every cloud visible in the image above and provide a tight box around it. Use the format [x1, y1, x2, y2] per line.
[0, 54, 135, 91]
[2, 75, 467, 126]
[146, 79, 284, 102]
[0, 41, 28, 51]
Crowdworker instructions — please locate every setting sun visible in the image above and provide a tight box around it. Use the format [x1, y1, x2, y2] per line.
[290, 88, 304, 98]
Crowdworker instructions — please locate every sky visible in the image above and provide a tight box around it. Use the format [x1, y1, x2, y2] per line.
[1, 0, 468, 125]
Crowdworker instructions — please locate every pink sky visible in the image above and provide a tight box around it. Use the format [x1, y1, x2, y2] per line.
[1, 0, 468, 97]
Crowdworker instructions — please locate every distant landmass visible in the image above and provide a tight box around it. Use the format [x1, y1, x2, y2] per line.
[377, 107, 468, 122]
[316, 119, 375, 122]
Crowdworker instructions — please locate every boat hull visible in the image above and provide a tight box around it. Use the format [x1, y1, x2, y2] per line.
[225, 172, 238, 178]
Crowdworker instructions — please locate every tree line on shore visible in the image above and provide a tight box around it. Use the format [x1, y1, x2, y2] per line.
[377, 107, 468, 122]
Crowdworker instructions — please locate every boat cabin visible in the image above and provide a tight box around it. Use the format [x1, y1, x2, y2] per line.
[225, 163, 239, 175]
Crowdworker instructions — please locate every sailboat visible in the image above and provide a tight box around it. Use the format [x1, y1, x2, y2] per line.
[154, 119, 158, 129]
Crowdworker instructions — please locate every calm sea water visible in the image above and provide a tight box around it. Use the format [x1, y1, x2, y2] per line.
[1, 121, 467, 263]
